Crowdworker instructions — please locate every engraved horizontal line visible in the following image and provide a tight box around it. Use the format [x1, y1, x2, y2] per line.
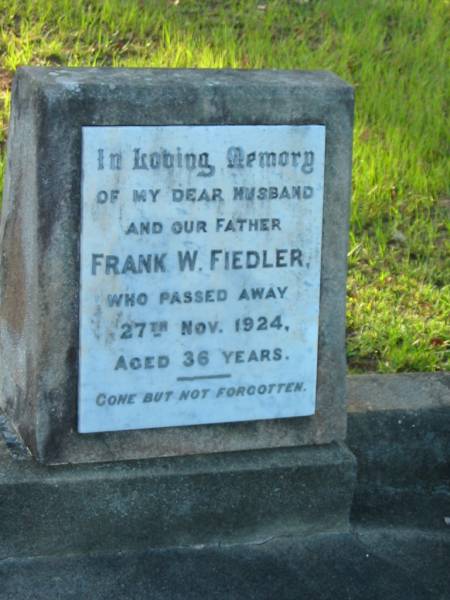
[176, 374, 232, 382]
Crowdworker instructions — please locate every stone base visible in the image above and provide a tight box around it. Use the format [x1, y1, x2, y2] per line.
[0, 442, 356, 559]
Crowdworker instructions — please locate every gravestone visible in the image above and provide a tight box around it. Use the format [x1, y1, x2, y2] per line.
[0, 68, 353, 466]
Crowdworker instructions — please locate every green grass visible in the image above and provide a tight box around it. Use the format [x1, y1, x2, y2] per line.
[0, 0, 448, 372]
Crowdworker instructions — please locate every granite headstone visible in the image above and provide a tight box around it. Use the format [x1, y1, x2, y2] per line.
[0, 68, 353, 464]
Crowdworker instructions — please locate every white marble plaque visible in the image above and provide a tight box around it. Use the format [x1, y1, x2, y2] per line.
[78, 125, 326, 433]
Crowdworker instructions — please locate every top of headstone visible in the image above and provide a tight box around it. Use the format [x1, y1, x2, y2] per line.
[16, 67, 352, 91]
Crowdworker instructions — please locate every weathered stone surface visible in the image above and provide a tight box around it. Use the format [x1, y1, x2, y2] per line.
[347, 372, 450, 529]
[0, 68, 354, 464]
[0, 441, 356, 559]
[1, 529, 449, 600]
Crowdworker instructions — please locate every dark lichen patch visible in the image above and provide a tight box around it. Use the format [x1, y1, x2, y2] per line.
[1, 210, 25, 336]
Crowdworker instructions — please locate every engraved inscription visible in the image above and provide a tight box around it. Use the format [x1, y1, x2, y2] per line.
[78, 125, 325, 433]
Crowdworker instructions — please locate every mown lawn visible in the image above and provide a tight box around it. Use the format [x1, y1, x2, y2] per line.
[0, 0, 448, 372]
